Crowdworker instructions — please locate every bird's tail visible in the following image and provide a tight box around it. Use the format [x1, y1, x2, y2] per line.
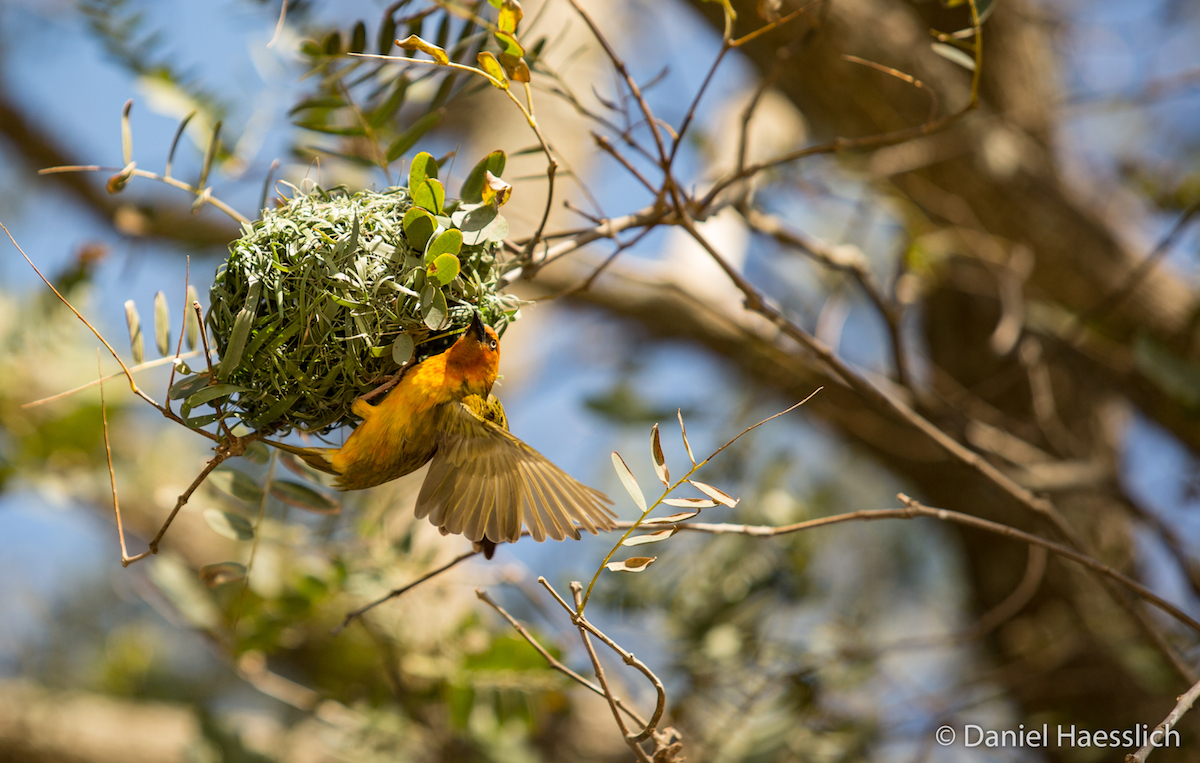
[264, 439, 338, 476]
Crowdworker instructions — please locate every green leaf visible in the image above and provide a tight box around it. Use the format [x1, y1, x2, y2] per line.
[199, 561, 247, 587]
[124, 299, 144, 365]
[203, 509, 255, 541]
[378, 12, 397, 54]
[184, 285, 200, 351]
[216, 306, 255, 380]
[428, 254, 460, 285]
[241, 441, 271, 465]
[185, 384, 249, 409]
[269, 480, 341, 514]
[425, 228, 462, 264]
[413, 178, 446, 214]
[493, 30, 524, 57]
[350, 20, 367, 54]
[207, 468, 264, 504]
[392, 333, 415, 365]
[288, 95, 347, 116]
[462, 150, 507, 202]
[403, 207, 437, 249]
[422, 286, 448, 330]
[293, 121, 367, 137]
[184, 412, 222, 429]
[154, 291, 170, 356]
[169, 373, 211, 400]
[408, 150, 439, 189]
[458, 205, 508, 246]
[386, 110, 443, 163]
[369, 75, 409, 128]
[217, 282, 259, 380]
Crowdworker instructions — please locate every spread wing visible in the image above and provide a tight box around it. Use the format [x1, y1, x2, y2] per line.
[415, 397, 616, 544]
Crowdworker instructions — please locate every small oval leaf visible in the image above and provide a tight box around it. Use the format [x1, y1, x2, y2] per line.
[498, 0, 523, 34]
[678, 409, 695, 465]
[650, 423, 669, 487]
[931, 42, 976, 71]
[269, 480, 341, 514]
[622, 527, 677, 546]
[206, 468, 264, 504]
[687, 479, 739, 507]
[199, 561, 247, 587]
[124, 299, 144, 365]
[169, 374, 211, 400]
[422, 287, 448, 330]
[642, 510, 700, 525]
[185, 285, 200, 351]
[408, 150, 439, 189]
[428, 253, 460, 285]
[611, 451, 646, 512]
[392, 333, 414, 365]
[425, 228, 463, 263]
[477, 51, 508, 89]
[203, 508, 255, 541]
[606, 556, 656, 573]
[413, 178, 446, 214]
[403, 207, 437, 250]
[153, 291, 170, 356]
[661, 497, 717, 508]
[241, 441, 271, 465]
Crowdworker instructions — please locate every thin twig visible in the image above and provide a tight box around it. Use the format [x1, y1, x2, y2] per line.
[540, 577, 668, 746]
[474, 587, 650, 728]
[569, 583, 651, 762]
[22, 350, 203, 409]
[122, 447, 237, 565]
[842, 54, 939, 123]
[628, 495, 1200, 637]
[98, 352, 133, 562]
[563, 0, 667, 166]
[2, 222, 175, 417]
[1126, 675, 1200, 762]
[38, 165, 250, 224]
[334, 550, 478, 634]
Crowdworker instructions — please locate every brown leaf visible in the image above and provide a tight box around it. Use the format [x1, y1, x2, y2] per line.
[606, 556, 657, 572]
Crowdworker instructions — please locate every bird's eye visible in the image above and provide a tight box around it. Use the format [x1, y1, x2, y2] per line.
[489, 339, 498, 350]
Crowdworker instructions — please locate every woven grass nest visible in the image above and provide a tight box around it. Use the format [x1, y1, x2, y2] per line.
[180, 152, 518, 435]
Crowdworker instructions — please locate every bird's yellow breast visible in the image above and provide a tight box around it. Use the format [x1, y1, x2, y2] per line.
[328, 359, 448, 488]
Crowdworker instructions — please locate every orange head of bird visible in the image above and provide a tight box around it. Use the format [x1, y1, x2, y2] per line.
[444, 311, 500, 395]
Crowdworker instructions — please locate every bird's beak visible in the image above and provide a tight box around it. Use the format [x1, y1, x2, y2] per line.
[468, 311, 488, 342]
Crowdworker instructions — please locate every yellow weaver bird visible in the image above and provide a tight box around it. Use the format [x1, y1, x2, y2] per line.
[270, 312, 616, 555]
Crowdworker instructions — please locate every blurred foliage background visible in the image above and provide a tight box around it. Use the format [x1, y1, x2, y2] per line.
[2, 0, 1200, 761]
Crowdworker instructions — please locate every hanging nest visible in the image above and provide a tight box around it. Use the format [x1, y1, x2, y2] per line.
[174, 153, 518, 435]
